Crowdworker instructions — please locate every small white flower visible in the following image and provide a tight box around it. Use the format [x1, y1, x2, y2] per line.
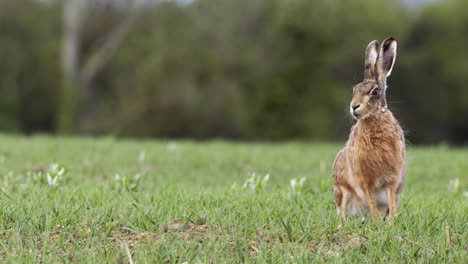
[289, 177, 306, 195]
[46, 173, 58, 186]
[299, 177, 306, 185]
[49, 163, 59, 171]
[448, 178, 460, 193]
[290, 179, 297, 189]
[57, 168, 65, 177]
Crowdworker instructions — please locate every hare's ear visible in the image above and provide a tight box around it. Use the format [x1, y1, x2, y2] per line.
[364, 40, 379, 80]
[376, 37, 397, 84]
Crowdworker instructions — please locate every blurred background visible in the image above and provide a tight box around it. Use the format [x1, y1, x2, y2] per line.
[0, 0, 467, 144]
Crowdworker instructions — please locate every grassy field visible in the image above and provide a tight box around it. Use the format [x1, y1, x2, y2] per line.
[0, 134, 466, 263]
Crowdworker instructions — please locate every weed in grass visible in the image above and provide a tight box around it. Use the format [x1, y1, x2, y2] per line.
[112, 173, 141, 193]
[242, 173, 270, 193]
[45, 163, 67, 187]
[287, 177, 306, 199]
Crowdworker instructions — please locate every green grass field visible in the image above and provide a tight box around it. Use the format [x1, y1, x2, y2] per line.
[0, 134, 466, 263]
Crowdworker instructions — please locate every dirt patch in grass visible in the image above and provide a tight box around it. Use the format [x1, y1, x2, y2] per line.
[0, 219, 371, 262]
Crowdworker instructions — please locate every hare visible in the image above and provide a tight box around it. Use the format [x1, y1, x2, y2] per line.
[332, 37, 406, 220]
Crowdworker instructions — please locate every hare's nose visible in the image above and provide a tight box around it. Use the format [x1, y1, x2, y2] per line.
[352, 104, 361, 111]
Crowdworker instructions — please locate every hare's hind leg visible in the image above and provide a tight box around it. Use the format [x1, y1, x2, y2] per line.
[333, 149, 349, 220]
[340, 190, 351, 220]
[385, 182, 398, 225]
[362, 185, 380, 218]
[334, 186, 351, 220]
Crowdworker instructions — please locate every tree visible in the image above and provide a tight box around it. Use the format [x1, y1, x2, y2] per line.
[59, 0, 148, 133]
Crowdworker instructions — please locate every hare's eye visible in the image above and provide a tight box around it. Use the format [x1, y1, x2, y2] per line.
[371, 88, 380, 96]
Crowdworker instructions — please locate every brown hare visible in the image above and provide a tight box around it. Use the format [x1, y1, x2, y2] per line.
[332, 37, 406, 221]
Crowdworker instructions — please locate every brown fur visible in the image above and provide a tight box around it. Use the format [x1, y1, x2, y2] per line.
[333, 38, 406, 220]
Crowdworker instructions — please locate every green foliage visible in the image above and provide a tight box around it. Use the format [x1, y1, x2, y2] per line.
[1, 0, 468, 143]
[394, 0, 468, 143]
[0, 135, 466, 262]
[0, 1, 60, 133]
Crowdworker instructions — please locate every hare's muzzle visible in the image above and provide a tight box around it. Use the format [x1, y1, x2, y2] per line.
[351, 104, 361, 117]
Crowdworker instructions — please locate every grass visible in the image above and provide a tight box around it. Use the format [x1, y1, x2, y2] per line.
[0, 134, 466, 263]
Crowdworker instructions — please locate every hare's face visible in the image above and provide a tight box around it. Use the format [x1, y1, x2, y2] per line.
[350, 80, 384, 120]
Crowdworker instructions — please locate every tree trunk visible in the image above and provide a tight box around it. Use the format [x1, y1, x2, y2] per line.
[58, 0, 85, 134]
